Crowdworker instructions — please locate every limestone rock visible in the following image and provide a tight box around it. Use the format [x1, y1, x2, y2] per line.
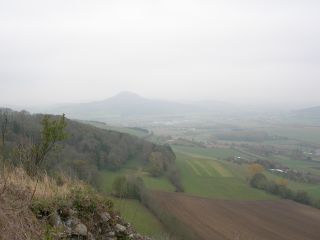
[73, 223, 87, 236]
[100, 212, 111, 222]
[48, 211, 62, 227]
[115, 223, 126, 233]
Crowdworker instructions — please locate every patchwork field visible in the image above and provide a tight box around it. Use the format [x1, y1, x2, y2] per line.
[174, 145, 320, 201]
[175, 149, 275, 200]
[152, 191, 320, 240]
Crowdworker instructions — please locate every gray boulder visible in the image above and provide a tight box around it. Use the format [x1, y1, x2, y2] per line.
[115, 223, 126, 233]
[73, 223, 88, 236]
[100, 212, 111, 222]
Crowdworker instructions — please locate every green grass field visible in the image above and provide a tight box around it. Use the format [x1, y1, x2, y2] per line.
[108, 196, 167, 238]
[86, 121, 150, 138]
[173, 144, 320, 200]
[173, 145, 254, 160]
[175, 150, 276, 200]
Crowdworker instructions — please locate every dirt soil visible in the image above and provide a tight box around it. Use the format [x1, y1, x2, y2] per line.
[152, 191, 320, 240]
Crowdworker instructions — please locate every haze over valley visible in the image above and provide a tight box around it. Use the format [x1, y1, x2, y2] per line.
[1, 1, 320, 240]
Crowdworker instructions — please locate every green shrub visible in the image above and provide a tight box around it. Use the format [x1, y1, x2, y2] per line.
[31, 199, 56, 218]
[70, 187, 113, 219]
[250, 173, 314, 207]
[112, 175, 146, 200]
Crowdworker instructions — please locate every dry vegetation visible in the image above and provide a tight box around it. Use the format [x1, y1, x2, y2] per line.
[0, 166, 87, 240]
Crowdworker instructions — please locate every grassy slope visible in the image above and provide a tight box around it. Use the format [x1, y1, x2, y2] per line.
[108, 196, 166, 237]
[100, 160, 173, 237]
[173, 146, 276, 200]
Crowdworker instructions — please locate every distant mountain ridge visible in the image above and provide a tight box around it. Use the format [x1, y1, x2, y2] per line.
[39, 92, 238, 120]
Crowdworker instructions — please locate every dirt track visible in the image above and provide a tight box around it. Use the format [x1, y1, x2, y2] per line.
[152, 191, 320, 240]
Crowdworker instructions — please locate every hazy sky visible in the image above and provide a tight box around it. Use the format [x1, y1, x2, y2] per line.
[0, 0, 320, 108]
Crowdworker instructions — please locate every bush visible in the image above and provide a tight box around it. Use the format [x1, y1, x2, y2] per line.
[250, 173, 314, 207]
[294, 191, 311, 205]
[250, 173, 268, 189]
[168, 169, 184, 192]
[112, 175, 146, 200]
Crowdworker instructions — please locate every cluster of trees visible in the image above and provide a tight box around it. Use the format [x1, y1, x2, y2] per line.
[0, 109, 181, 190]
[112, 175, 145, 200]
[250, 173, 319, 207]
[284, 170, 320, 184]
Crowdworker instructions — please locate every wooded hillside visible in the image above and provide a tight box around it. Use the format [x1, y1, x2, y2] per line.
[1, 109, 177, 188]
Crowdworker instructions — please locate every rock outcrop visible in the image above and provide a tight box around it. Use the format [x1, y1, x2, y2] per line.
[37, 205, 151, 240]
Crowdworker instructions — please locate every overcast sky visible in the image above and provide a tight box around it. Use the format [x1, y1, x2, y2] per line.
[0, 0, 320, 108]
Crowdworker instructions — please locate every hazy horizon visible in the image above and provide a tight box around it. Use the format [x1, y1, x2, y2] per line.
[1, 0, 320, 109]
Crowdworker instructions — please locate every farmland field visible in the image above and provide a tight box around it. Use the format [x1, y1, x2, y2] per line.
[259, 124, 320, 144]
[152, 191, 320, 240]
[174, 149, 275, 200]
[173, 145, 249, 159]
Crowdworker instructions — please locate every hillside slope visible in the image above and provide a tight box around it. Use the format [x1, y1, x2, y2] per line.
[1, 109, 177, 187]
[0, 167, 151, 240]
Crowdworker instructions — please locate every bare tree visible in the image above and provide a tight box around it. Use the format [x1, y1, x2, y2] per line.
[0, 109, 9, 196]
[0, 109, 9, 151]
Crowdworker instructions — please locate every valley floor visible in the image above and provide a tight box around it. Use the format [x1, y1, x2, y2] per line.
[152, 191, 320, 240]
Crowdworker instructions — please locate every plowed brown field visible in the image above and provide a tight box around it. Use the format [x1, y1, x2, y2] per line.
[152, 191, 320, 240]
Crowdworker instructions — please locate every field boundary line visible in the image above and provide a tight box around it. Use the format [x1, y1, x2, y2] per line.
[192, 160, 215, 177]
[186, 160, 201, 176]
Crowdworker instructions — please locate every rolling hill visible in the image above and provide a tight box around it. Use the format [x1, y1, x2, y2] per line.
[41, 92, 194, 119]
[36, 92, 239, 121]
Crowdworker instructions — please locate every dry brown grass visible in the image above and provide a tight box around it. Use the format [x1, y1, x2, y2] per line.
[0, 166, 87, 240]
[2, 166, 85, 201]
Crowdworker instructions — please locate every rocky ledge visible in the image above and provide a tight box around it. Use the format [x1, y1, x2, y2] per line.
[37, 206, 151, 240]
